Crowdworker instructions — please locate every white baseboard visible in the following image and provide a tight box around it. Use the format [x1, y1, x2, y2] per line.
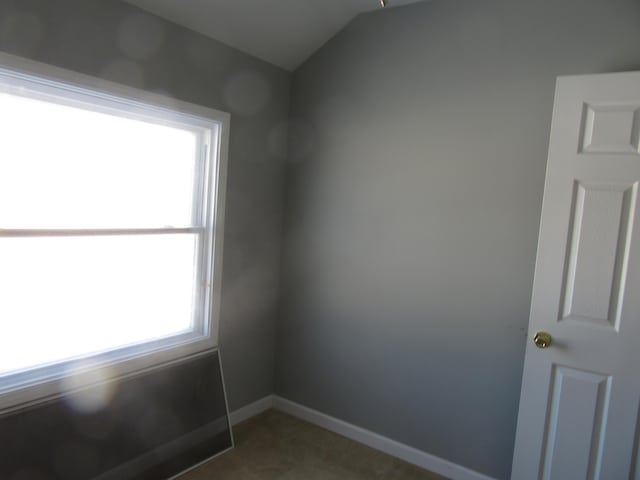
[272, 396, 497, 480]
[229, 395, 275, 426]
[228, 394, 497, 480]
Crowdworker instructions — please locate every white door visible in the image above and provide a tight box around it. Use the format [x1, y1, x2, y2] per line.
[512, 71, 640, 480]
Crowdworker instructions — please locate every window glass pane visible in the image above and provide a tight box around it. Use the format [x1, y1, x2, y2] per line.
[0, 234, 199, 376]
[0, 92, 200, 229]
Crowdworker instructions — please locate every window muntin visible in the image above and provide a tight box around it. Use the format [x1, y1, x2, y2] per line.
[0, 56, 228, 407]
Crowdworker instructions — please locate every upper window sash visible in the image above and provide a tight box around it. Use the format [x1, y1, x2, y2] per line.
[0, 73, 216, 231]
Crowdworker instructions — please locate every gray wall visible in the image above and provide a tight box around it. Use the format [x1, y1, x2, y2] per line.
[0, 0, 291, 411]
[277, 1, 640, 478]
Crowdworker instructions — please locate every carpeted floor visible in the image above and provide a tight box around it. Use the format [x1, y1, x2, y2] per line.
[178, 409, 449, 480]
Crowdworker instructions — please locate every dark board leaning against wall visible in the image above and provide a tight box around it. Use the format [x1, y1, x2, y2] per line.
[0, 351, 231, 480]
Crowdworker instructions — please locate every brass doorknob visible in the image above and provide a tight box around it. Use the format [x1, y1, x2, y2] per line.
[533, 332, 552, 349]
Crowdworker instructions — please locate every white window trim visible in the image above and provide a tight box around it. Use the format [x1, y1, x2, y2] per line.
[0, 52, 230, 413]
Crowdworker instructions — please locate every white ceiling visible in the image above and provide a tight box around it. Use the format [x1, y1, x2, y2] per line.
[122, 0, 425, 71]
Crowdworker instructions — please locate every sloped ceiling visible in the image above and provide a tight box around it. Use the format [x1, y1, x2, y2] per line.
[122, 0, 425, 71]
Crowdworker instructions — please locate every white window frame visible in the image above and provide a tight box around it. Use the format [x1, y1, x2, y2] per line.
[0, 52, 230, 412]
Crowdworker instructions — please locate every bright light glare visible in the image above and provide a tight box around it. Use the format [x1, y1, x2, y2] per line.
[0, 235, 198, 376]
[0, 92, 199, 228]
[0, 87, 208, 378]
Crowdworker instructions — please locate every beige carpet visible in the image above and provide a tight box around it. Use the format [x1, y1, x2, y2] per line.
[179, 409, 449, 480]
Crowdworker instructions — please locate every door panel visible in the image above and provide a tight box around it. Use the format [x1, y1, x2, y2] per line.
[560, 181, 636, 328]
[512, 72, 640, 480]
[541, 367, 609, 480]
[580, 103, 640, 154]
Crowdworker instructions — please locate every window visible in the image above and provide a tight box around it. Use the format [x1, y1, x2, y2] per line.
[0, 54, 229, 409]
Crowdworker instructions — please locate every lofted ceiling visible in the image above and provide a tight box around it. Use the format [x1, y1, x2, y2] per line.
[122, 0, 425, 71]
